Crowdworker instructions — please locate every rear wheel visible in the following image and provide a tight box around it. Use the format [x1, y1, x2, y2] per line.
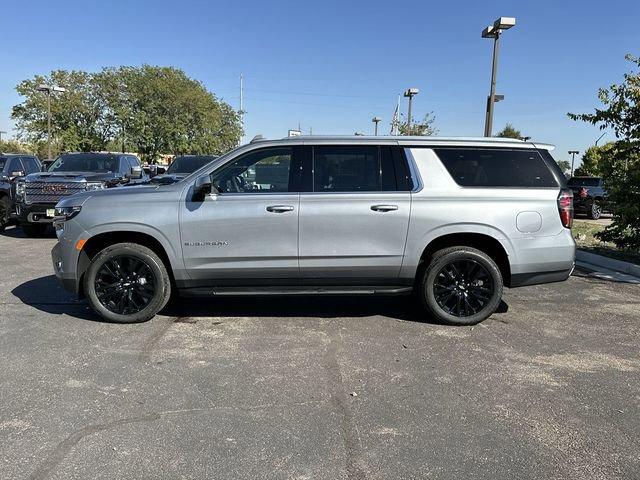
[587, 201, 602, 220]
[21, 223, 48, 237]
[419, 246, 503, 325]
[84, 242, 171, 323]
[0, 196, 10, 232]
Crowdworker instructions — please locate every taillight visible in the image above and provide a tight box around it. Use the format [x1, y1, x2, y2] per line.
[558, 188, 573, 228]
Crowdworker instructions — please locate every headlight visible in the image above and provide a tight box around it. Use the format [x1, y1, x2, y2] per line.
[16, 181, 26, 196]
[54, 205, 82, 221]
[85, 182, 105, 191]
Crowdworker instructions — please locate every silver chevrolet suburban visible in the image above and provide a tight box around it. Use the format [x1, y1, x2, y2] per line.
[51, 136, 576, 325]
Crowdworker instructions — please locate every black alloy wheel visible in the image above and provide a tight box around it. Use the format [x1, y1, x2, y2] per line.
[94, 255, 157, 315]
[433, 259, 494, 317]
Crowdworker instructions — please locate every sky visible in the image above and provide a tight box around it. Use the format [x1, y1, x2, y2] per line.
[1, 0, 639, 166]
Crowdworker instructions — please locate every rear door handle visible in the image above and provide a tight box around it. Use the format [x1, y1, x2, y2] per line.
[371, 204, 398, 212]
[266, 205, 294, 213]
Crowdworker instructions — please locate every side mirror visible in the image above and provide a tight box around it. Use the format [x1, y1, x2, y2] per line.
[130, 165, 143, 180]
[193, 174, 213, 200]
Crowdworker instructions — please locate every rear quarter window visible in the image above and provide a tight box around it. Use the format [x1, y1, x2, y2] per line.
[433, 148, 559, 188]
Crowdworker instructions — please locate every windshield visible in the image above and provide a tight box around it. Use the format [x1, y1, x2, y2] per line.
[49, 154, 119, 173]
[167, 156, 217, 174]
[568, 177, 601, 187]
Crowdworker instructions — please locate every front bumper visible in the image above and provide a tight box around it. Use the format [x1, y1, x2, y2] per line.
[16, 202, 57, 224]
[51, 241, 79, 294]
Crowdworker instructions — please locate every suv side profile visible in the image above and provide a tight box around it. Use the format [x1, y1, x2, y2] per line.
[0, 153, 41, 232]
[51, 136, 576, 325]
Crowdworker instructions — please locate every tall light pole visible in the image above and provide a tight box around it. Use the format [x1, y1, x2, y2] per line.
[569, 150, 579, 177]
[0, 130, 6, 142]
[482, 17, 516, 137]
[372, 117, 381, 136]
[403, 88, 419, 134]
[37, 84, 66, 159]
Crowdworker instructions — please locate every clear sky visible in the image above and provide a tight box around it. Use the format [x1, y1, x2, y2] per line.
[2, 0, 639, 166]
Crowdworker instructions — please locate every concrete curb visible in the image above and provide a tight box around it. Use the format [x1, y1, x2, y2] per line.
[576, 249, 640, 277]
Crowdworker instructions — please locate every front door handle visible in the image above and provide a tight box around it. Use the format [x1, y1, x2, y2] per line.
[266, 205, 294, 213]
[371, 204, 398, 212]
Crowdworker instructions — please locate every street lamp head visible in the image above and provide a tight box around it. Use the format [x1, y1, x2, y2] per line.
[568, 150, 579, 154]
[52, 86, 66, 93]
[403, 88, 419, 97]
[37, 84, 50, 92]
[493, 94, 505, 102]
[493, 17, 516, 30]
[37, 84, 65, 93]
[481, 25, 497, 38]
[372, 117, 381, 123]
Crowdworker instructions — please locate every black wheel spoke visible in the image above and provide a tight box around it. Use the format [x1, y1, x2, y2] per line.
[432, 258, 494, 318]
[94, 254, 157, 315]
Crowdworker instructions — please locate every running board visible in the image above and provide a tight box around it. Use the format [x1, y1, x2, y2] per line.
[179, 286, 413, 297]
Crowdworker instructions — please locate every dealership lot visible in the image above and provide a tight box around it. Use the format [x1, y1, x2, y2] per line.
[1, 226, 639, 479]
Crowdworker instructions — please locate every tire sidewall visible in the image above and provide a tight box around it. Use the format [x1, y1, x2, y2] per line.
[422, 248, 503, 325]
[84, 244, 169, 323]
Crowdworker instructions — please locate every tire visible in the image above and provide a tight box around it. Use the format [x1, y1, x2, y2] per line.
[0, 196, 9, 232]
[587, 201, 602, 220]
[83, 242, 171, 323]
[419, 246, 503, 326]
[21, 223, 48, 237]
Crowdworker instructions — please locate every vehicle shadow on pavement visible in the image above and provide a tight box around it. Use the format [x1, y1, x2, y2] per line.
[12, 275, 509, 325]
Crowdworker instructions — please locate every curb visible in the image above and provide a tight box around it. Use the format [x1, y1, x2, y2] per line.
[576, 249, 640, 277]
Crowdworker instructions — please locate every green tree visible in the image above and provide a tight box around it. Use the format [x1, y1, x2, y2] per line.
[0, 139, 35, 154]
[573, 142, 616, 176]
[556, 159, 571, 177]
[569, 54, 640, 249]
[398, 112, 437, 136]
[11, 66, 242, 162]
[495, 123, 522, 139]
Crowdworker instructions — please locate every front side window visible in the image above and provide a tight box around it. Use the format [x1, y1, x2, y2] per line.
[212, 148, 292, 193]
[21, 157, 40, 174]
[434, 148, 558, 188]
[7, 157, 24, 175]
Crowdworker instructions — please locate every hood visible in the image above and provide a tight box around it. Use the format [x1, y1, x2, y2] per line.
[56, 182, 163, 208]
[25, 171, 123, 184]
[149, 173, 187, 184]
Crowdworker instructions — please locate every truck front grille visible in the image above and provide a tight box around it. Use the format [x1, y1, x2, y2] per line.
[24, 182, 87, 204]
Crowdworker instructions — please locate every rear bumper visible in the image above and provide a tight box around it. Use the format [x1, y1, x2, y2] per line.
[509, 267, 573, 287]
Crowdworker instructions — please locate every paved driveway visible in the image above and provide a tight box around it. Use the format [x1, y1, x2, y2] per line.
[1, 226, 639, 480]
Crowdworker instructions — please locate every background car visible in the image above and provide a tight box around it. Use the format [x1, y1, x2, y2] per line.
[150, 155, 218, 184]
[0, 153, 41, 231]
[567, 176, 609, 219]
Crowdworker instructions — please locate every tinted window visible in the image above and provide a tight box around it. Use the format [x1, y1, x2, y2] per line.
[7, 157, 24, 174]
[567, 177, 601, 187]
[212, 148, 292, 193]
[0, 158, 6, 172]
[434, 148, 558, 188]
[167, 156, 216, 174]
[21, 157, 40, 174]
[49, 154, 119, 173]
[313, 146, 398, 192]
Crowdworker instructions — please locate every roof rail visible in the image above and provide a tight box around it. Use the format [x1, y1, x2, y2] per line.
[250, 135, 267, 143]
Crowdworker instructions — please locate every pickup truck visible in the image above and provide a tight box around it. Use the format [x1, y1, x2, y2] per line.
[567, 177, 608, 220]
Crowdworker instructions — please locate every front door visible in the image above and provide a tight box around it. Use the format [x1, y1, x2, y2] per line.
[299, 145, 411, 282]
[180, 146, 301, 284]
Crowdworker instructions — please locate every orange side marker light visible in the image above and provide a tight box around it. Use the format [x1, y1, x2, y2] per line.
[75, 239, 87, 251]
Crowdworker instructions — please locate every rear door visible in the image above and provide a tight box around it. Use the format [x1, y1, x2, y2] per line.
[180, 146, 302, 284]
[298, 145, 412, 282]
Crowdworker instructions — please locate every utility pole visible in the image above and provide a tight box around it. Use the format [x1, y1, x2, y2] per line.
[595, 132, 606, 146]
[372, 117, 381, 136]
[482, 17, 516, 137]
[403, 88, 419, 134]
[0, 131, 6, 142]
[37, 84, 66, 159]
[569, 150, 579, 177]
[239, 73, 244, 145]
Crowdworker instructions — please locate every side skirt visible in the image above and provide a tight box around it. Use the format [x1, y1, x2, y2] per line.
[179, 285, 413, 298]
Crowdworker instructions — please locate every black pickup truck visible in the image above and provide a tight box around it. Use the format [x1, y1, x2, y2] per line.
[15, 152, 146, 236]
[567, 176, 609, 220]
[0, 153, 41, 232]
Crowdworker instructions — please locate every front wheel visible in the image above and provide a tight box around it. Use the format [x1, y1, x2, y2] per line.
[84, 242, 171, 323]
[419, 246, 503, 325]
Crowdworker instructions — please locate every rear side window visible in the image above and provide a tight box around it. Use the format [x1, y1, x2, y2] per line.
[434, 148, 558, 188]
[312, 145, 401, 192]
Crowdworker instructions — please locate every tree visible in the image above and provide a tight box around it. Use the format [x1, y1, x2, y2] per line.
[0, 139, 34, 154]
[573, 142, 616, 177]
[556, 159, 571, 177]
[398, 112, 437, 136]
[495, 123, 522, 139]
[11, 66, 242, 162]
[569, 54, 640, 249]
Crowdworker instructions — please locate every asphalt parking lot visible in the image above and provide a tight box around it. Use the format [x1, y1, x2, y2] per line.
[1, 225, 639, 480]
